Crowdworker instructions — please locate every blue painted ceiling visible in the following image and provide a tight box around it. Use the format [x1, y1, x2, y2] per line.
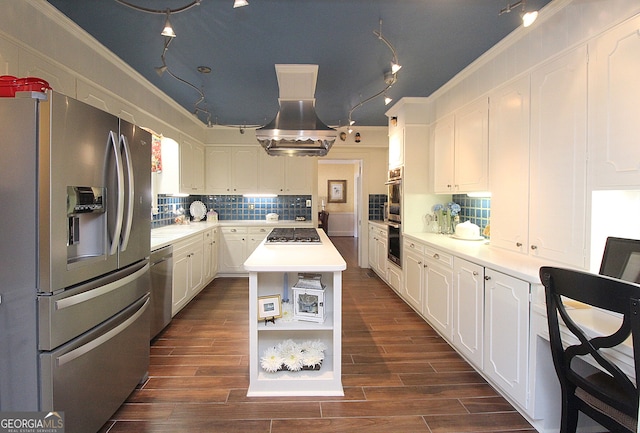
[46, 0, 552, 128]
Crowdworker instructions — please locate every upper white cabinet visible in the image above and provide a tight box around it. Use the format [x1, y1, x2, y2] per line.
[433, 97, 488, 193]
[488, 76, 531, 255]
[180, 137, 205, 194]
[529, 46, 588, 268]
[589, 16, 640, 188]
[206, 146, 259, 194]
[386, 98, 430, 233]
[258, 153, 314, 194]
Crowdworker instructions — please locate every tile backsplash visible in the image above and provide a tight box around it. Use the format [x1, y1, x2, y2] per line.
[153, 194, 312, 228]
[452, 194, 491, 232]
[368, 194, 388, 220]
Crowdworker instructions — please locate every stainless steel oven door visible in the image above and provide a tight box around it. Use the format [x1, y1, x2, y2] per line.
[388, 222, 401, 268]
[386, 180, 401, 223]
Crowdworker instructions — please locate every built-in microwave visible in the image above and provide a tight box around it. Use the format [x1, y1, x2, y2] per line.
[385, 167, 402, 223]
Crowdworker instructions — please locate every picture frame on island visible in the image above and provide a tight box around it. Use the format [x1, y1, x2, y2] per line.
[258, 294, 282, 322]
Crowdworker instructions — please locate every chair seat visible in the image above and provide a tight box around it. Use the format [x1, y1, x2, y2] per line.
[576, 379, 637, 432]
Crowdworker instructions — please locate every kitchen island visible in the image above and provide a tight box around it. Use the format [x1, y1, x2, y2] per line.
[244, 228, 346, 396]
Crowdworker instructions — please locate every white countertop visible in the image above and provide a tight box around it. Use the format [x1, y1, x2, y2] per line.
[244, 228, 346, 272]
[151, 220, 313, 251]
[397, 229, 576, 285]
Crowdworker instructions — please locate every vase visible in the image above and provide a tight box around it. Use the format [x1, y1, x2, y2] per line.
[438, 210, 451, 234]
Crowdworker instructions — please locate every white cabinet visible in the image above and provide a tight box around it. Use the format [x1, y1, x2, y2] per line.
[219, 227, 248, 273]
[433, 97, 488, 193]
[423, 246, 454, 341]
[453, 258, 484, 369]
[172, 234, 204, 316]
[529, 46, 588, 268]
[368, 223, 388, 280]
[205, 146, 258, 194]
[483, 269, 530, 410]
[248, 268, 343, 396]
[203, 228, 218, 282]
[386, 262, 402, 295]
[388, 118, 404, 169]
[488, 76, 530, 254]
[258, 152, 314, 194]
[589, 16, 640, 188]
[247, 227, 270, 252]
[180, 138, 205, 193]
[403, 239, 425, 314]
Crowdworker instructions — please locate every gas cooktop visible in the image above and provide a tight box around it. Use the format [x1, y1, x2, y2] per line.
[265, 227, 321, 244]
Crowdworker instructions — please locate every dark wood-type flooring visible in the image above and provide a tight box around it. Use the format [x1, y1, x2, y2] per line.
[100, 236, 536, 433]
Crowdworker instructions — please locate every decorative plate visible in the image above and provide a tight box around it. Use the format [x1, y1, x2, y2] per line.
[189, 200, 207, 220]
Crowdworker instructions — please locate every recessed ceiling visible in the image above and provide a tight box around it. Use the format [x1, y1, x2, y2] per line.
[46, 0, 552, 128]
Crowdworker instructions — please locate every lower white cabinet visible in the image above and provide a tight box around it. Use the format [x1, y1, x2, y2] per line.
[203, 228, 219, 282]
[368, 224, 388, 279]
[423, 246, 454, 341]
[386, 262, 402, 294]
[483, 268, 530, 410]
[172, 234, 204, 316]
[403, 239, 425, 314]
[453, 258, 484, 369]
[219, 227, 248, 273]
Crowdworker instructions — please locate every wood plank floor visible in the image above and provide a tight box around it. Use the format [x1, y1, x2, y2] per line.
[100, 236, 536, 433]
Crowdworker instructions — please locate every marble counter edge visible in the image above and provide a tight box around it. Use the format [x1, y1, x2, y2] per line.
[403, 231, 578, 285]
[151, 220, 314, 251]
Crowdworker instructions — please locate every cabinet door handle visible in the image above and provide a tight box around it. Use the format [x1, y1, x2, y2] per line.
[410, 243, 415, 248]
[473, 271, 479, 276]
[231, 229, 237, 232]
[516, 242, 522, 247]
[433, 253, 439, 260]
[531, 245, 538, 250]
[484, 276, 491, 280]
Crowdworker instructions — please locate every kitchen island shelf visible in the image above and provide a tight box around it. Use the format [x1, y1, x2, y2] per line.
[245, 229, 346, 397]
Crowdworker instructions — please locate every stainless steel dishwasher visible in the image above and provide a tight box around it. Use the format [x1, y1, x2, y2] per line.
[149, 245, 173, 339]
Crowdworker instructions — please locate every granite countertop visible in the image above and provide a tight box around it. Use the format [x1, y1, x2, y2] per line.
[151, 220, 313, 251]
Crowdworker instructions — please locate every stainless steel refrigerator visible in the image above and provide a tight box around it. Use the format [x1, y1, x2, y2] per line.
[0, 91, 152, 433]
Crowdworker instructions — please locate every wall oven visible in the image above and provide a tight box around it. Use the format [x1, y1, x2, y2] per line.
[385, 167, 402, 267]
[387, 221, 401, 268]
[385, 167, 402, 223]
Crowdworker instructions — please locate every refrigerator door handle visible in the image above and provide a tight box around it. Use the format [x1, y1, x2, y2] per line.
[119, 133, 135, 252]
[108, 130, 125, 256]
[56, 296, 149, 367]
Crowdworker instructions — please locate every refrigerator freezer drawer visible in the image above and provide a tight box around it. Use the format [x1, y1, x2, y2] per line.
[38, 261, 149, 350]
[39, 295, 150, 433]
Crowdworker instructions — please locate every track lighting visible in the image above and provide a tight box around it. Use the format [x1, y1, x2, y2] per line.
[347, 19, 401, 126]
[155, 65, 168, 76]
[161, 10, 176, 37]
[499, 0, 538, 27]
[233, 0, 249, 8]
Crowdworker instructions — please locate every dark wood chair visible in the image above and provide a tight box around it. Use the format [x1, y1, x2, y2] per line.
[318, 211, 329, 234]
[539, 266, 640, 433]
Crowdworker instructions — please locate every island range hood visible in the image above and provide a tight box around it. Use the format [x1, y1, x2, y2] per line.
[256, 64, 337, 157]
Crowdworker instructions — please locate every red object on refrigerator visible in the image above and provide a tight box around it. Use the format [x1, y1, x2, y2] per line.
[0, 75, 51, 97]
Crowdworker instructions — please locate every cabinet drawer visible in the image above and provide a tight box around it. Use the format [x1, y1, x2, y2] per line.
[221, 227, 248, 234]
[403, 239, 425, 254]
[173, 233, 204, 253]
[424, 246, 452, 267]
[248, 227, 271, 234]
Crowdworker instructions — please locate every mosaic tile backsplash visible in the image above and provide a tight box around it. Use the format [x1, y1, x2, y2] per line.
[451, 194, 491, 232]
[153, 194, 312, 228]
[368, 194, 388, 221]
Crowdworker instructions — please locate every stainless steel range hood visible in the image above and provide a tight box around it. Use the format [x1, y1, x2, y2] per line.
[256, 65, 337, 157]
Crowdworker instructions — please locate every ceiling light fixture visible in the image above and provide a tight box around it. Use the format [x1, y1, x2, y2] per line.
[499, 0, 539, 27]
[347, 19, 401, 127]
[161, 10, 176, 37]
[233, 0, 249, 8]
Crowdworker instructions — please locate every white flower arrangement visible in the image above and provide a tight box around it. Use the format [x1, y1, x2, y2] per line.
[260, 339, 326, 373]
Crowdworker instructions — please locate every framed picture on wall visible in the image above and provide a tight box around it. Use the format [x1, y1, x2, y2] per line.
[328, 179, 347, 203]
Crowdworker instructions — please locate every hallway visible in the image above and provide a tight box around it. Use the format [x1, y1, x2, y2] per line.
[101, 236, 535, 433]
